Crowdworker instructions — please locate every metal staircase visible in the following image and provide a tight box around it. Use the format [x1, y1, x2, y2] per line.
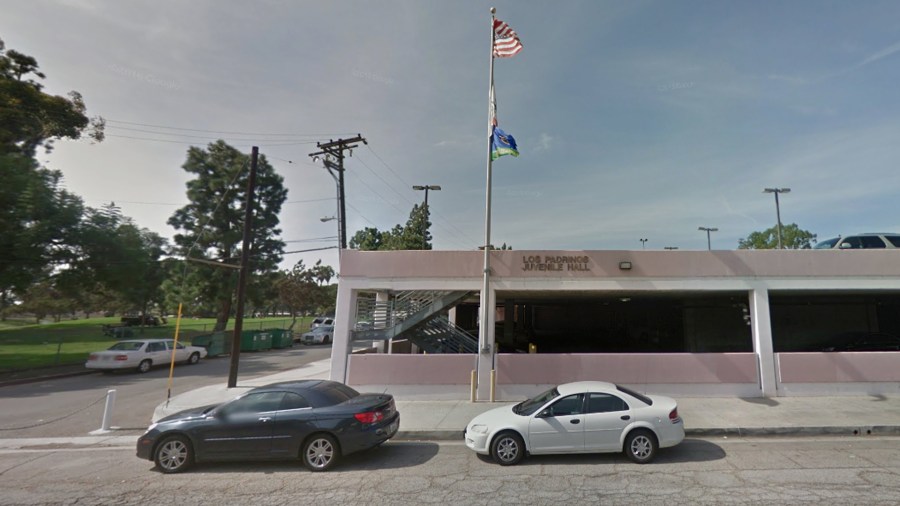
[409, 316, 479, 354]
[351, 290, 477, 353]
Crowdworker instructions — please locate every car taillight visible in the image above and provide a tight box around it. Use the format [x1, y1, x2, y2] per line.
[354, 410, 385, 424]
[88, 354, 98, 361]
[115, 355, 129, 361]
[669, 408, 679, 421]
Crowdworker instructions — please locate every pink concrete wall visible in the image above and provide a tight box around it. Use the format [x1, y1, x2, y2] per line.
[495, 353, 758, 385]
[777, 353, 900, 383]
[347, 354, 476, 385]
[340, 249, 900, 280]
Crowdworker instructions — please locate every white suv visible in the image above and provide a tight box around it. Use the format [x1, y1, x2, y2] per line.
[814, 233, 900, 249]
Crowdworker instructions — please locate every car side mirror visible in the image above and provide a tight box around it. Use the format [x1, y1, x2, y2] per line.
[839, 242, 852, 249]
[537, 409, 552, 418]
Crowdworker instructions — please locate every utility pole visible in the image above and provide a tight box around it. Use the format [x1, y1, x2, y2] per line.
[309, 135, 367, 250]
[228, 146, 258, 388]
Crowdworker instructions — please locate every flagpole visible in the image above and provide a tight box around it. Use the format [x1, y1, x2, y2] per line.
[477, 7, 497, 401]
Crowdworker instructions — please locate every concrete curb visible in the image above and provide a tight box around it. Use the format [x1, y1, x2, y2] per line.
[395, 425, 900, 441]
[0, 369, 95, 388]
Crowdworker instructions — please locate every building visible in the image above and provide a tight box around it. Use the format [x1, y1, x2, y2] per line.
[330, 249, 900, 399]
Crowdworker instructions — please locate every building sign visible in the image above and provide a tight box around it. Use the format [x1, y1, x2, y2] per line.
[522, 255, 591, 272]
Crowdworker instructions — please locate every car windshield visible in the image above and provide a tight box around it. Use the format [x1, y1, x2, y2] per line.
[108, 341, 144, 351]
[814, 237, 840, 249]
[616, 384, 653, 406]
[514, 387, 560, 416]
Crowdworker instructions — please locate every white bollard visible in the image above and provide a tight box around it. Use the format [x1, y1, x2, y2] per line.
[97, 389, 116, 433]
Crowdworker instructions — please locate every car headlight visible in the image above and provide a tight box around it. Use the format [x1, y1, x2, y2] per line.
[469, 424, 489, 434]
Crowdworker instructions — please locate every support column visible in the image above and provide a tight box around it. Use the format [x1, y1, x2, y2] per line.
[330, 284, 357, 384]
[374, 291, 389, 354]
[476, 286, 496, 400]
[749, 287, 778, 397]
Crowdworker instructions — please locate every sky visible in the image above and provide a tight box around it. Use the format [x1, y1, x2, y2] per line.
[4, 0, 900, 272]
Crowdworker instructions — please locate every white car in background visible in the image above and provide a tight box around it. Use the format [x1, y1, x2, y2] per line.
[310, 317, 334, 329]
[465, 381, 684, 465]
[815, 233, 900, 249]
[298, 325, 334, 345]
[85, 339, 207, 373]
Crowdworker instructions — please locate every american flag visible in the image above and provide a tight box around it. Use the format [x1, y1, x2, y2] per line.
[493, 18, 523, 58]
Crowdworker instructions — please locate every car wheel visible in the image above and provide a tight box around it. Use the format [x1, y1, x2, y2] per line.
[490, 431, 525, 466]
[624, 429, 657, 464]
[323, 335, 332, 345]
[154, 435, 193, 473]
[302, 434, 340, 472]
[187, 352, 200, 365]
[137, 359, 152, 374]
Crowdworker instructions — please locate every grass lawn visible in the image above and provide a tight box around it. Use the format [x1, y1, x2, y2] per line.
[0, 316, 305, 372]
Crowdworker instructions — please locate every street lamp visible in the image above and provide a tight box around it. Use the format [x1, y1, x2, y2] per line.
[320, 216, 336, 223]
[763, 188, 791, 249]
[412, 185, 441, 207]
[639, 238, 648, 250]
[698, 227, 718, 250]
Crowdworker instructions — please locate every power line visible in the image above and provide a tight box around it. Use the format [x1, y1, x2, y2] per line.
[360, 146, 479, 247]
[104, 118, 357, 138]
[283, 246, 338, 255]
[106, 124, 325, 143]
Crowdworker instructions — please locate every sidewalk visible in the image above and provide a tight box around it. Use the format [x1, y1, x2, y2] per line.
[151, 358, 900, 439]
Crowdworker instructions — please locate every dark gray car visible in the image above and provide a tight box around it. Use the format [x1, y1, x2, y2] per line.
[137, 380, 399, 473]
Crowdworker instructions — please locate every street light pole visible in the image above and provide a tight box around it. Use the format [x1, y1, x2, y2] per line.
[763, 188, 791, 249]
[639, 238, 648, 250]
[412, 184, 441, 207]
[698, 226, 718, 250]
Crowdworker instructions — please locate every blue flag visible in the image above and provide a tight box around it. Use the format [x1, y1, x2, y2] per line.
[491, 126, 519, 161]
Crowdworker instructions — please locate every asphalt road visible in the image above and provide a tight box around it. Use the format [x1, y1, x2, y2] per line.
[0, 345, 333, 438]
[1, 437, 899, 505]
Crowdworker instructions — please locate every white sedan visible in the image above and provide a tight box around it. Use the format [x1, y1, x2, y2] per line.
[297, 325, 333, 345]
[464, 381, 684, 465]
[85, 339, 208, 373]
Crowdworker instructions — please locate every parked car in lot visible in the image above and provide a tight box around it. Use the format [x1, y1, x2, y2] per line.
[297, 325, 334, 345]
[85, 339, 207, 373]
[822, 331, 900, 352]
[137, 380, 400, 473]
[310, 316, 334, 329]
[465, 381, 684, 465]
[814, 233, 900, 250]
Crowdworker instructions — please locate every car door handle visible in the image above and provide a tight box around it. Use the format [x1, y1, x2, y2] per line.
[570, 419, 580, 424]
[258, 416, 272, 423]
[620, 415, 631, 421]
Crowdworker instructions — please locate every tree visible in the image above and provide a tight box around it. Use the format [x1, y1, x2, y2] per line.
[275, 260, 335, 328]
[0, 38, 104, 157]
[0, 157, 84, 315]
[349, 203, 433, 251]
[0, 39, 102, 316]
[56, 203, 168, 327]
[168, 141, 287, 331]
[738, 223, 817, 250]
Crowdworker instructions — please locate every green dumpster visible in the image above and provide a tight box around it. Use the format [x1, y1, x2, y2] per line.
[240, 330, 272, 351]
[192, 331, 227, 357]
[267, 328, 293, 349]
